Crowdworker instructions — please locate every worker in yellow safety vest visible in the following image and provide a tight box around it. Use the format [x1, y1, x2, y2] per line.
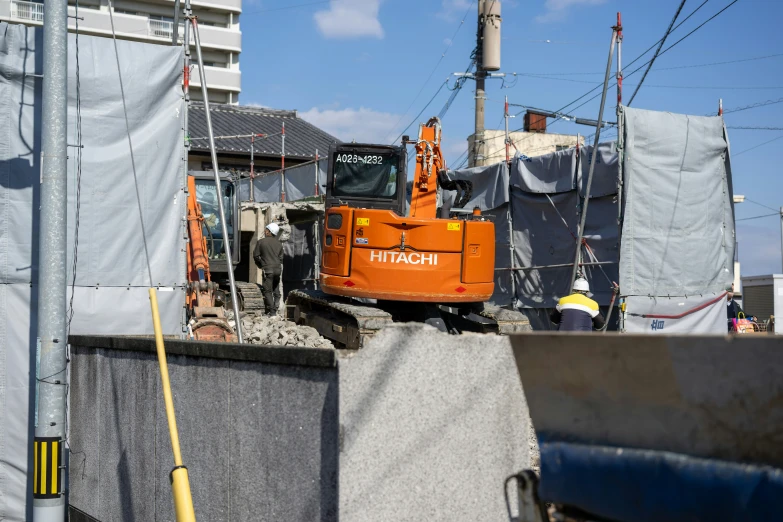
[550, 278, 606, 331]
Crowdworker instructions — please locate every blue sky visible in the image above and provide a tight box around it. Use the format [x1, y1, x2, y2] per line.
[239, 0, 783, 277]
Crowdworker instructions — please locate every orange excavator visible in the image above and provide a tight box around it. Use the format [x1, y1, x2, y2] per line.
[288, 117, 528, 348]
[185, 174, 237, 342]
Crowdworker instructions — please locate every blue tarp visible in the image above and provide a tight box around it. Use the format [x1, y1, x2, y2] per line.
[539, 442, 783, 522]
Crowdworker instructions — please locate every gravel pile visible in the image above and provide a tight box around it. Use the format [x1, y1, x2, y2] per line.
[228, 312, 334, 349]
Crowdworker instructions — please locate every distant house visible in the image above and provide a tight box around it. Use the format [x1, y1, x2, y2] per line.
[187, 102, 340, 174]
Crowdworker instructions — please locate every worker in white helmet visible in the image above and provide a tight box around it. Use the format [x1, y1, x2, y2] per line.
[253, 222, 283, 316]
[550, 277, 606, 331]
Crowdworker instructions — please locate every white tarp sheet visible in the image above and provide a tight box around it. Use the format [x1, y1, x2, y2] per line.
[0, 23, 184, 520]
[623, 294, 727, 334]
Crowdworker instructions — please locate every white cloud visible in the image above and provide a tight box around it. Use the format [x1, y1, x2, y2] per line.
[437, 0, 473, 22]
[535, 0, 607, 23]
[314, 0, 384, 39]
[299, 107, 401, 144]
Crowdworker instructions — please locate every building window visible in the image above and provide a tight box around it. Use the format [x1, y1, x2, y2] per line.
[555, 145, 570, 152]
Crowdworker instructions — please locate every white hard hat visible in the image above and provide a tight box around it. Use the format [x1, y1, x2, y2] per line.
[266, 223, 280, 236]
[573, 278, 590, 293]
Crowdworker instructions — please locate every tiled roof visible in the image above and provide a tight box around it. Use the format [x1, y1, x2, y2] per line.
[188, 102, 340, 160]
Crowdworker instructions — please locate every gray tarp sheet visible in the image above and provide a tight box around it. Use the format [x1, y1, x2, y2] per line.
[0, 23, 184, 520]
[511, 149, 576, 194]
[578, 142, 620, 198]
[442, 162, 510, 211]
[237, 159, 327, 202]
[620, 107, 734, 299]
[510, 145, 620, 308]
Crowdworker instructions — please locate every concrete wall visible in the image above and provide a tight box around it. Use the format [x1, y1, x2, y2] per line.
[468, 130, 584, 167]
[68, 324, 533, 521]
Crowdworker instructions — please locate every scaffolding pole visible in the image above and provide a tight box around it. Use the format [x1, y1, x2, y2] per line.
[314, 149, 320, 196]
[250, 134, 255, 202]
[570, 18, 618, 288]
[615, 12, 625, 330]
[190, 17, 244, 343]
[281, 123, 286, 202]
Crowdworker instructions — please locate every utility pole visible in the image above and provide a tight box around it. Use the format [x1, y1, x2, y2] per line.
[34, 0, 68, 518]
[780, 207, 783, 273]
[463, 0, 501, 167]
[474, 0, 486, 167]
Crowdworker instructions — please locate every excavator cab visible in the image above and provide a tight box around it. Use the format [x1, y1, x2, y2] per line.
[190, 172, 240, 271]
[326, 144, 408, 217]
[319, 118, 496, 304]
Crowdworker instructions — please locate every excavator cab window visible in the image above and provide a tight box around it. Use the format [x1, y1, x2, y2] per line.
[326, 144, 407, 216]
[194, 178, 235, 260]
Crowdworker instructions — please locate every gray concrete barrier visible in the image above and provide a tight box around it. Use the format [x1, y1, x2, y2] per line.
[68, 324, 532, 521]
[511, 333, 783, 467]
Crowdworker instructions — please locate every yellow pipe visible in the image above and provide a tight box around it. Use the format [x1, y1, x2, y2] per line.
[149, 287, 196, 522]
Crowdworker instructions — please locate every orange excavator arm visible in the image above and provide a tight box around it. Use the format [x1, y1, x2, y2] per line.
[186, 175, 236, 342]
[409, 117, 445, 219]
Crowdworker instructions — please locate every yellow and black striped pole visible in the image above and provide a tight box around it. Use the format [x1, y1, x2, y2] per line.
[149, 288, 196, 521]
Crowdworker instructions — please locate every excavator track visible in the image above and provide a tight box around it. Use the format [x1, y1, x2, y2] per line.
[235, 281, 266, 312]
[288, 290, 393, 350]
[287, 289, 531, 349]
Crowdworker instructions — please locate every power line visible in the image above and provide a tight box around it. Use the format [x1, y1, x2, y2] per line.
[723, 97, 783, 114]
[744, 198, 779, 212]
[481, 0, 732, 167]
[728, 126, 783, 130]
[391, 79, 449, 145]
[736, 213, 780, 221]
[517, 73, 783, 90]
[628, 0, 688, 105]
[523, 52, 783, 76]
[733, 134, 783, 156]
[384, 1, 475, 143]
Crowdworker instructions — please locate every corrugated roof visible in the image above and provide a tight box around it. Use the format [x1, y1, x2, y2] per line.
[188, 102, 340, 160]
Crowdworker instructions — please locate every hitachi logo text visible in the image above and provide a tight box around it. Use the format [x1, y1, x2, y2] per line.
[369, 251, 438, 265]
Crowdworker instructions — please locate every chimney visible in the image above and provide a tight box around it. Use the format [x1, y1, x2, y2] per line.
[524, 111, 547, 133]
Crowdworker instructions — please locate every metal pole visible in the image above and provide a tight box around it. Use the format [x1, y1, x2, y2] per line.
[615, 12, 625, 332]
[780, 207, 783, 273]
[314, 149, 319, 196]
[504, 95, 510, 164]
[280, 123, 286, 202]
[172, 0, 180, 45]
[570, 24, 618, 288]
[719, 98, 723, 116]
[250, 134, 255, 202]
[34, 0, 68, 516]
[190, 18, 244, 343]
[473, 0, 486, 167]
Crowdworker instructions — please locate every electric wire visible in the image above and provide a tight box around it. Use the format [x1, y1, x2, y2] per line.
[627, 0, 688, 106]
[736, 213, 780, 221]
[722, 97, 783, 114]
[744, 198, 779, 212]
[108, 0, 154, 285]
[728, 126, 783, 131]
[390, 80, 449, 145]
[733, 134, 783, 156]
[522, 52, 783, 76]
[67, 0, 83, 339]
[384, 0, 475, 143]
[511, 0, 740, 143]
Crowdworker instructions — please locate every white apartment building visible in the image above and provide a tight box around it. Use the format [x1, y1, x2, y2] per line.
[0, 0, 242, 104]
